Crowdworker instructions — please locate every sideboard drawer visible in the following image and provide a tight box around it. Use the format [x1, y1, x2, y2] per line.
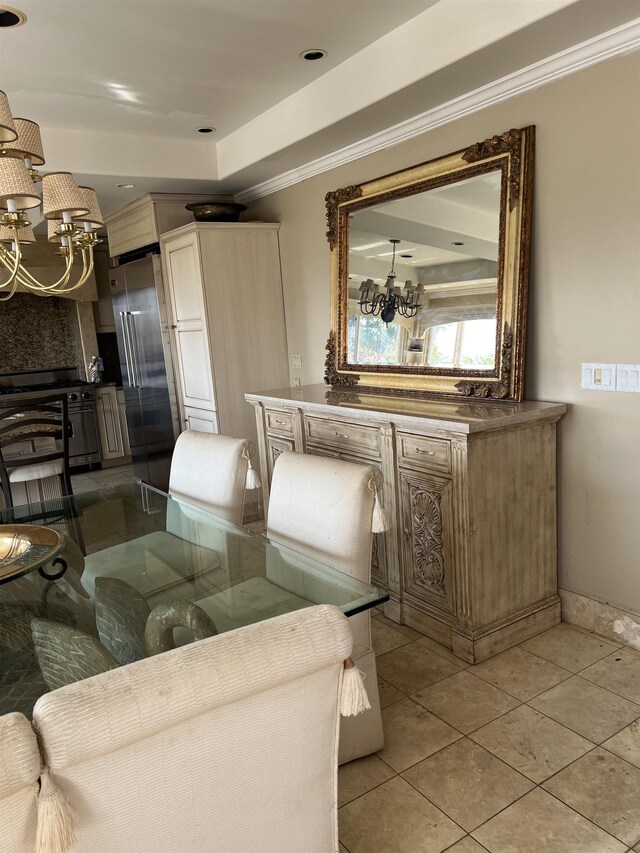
[305, 416, 381, 458]
[397, 432, 451, 474]
[265, 408, 294, 436]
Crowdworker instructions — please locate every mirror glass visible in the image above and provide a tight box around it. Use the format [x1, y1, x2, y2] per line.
[347, 170, 501, 370]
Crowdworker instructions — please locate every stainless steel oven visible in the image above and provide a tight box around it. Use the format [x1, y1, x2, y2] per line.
[67, 401, 100, 467]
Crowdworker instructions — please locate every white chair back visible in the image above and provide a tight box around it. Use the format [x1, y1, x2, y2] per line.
[169, 431, 248, 524]
[267, 452, 375, 582]
[0, 713, 41, 853]
[32, 604, 352, 853]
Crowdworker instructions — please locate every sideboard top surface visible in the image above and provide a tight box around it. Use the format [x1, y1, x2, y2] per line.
[245, 384, 567, 434]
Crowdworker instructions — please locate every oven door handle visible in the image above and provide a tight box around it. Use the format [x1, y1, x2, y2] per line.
[120, 311, 136, 389]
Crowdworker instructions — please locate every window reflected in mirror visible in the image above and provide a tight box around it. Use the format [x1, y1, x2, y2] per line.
[347, 170, 501, 370]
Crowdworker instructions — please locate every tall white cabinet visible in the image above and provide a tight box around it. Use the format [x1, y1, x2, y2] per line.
[160, 222, 289, 445]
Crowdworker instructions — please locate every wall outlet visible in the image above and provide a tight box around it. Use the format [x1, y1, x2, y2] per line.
[581, 363, 616, 391]
[293, 377, 301, 387]
[616, 364, 640, 392]
[292, 353, 302, 370]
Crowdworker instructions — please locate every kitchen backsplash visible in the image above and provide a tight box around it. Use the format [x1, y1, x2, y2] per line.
[0, 293, 85, 374]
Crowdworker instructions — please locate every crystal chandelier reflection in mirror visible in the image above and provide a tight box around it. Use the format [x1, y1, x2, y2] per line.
[358, 239, 423, 324]
[0, 89, 103, 300]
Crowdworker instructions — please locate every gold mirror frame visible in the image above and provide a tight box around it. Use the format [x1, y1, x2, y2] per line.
[325, 126, 534, 401]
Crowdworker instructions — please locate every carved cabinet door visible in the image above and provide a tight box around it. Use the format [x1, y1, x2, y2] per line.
[265, 435, 296, 483]
[398, 468, 453, 613]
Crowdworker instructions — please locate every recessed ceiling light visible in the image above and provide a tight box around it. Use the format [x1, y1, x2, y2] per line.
[0, 6, 26, 27]
[451, 241, 464, 246]
[116, 183, 135, 189]
[197, 126, 215, 134]
[300, 49, 327, 61]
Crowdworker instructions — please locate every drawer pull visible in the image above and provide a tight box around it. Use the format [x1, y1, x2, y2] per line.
[335, 432, 350, 439]
[274, 419, 288, 426]
[416, 447, 436, 456]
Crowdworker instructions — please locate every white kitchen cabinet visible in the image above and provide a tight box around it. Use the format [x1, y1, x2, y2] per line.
[105, 193, 213, 259]
[96, 385, 131, 464]
[161, 223, 289, 445]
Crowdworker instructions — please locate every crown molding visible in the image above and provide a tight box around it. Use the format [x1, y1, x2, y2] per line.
[235, 17, 640, 205]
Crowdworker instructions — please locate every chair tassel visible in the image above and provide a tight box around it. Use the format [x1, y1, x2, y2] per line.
[372, 489, 388, 533]
[341, 657, 371, 717]
[245, 456, 261, 490]
[36, 770, 76, 853]
[242, 445, 261, 490]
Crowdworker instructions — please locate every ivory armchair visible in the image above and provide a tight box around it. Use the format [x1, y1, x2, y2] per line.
[0, 712, 40, 853]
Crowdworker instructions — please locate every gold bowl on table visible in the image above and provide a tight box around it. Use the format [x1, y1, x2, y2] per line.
[0, 525, 65, 582]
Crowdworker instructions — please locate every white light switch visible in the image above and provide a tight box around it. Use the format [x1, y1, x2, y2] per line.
[616, 364, 640, 392]
[292, 353, 302, 370]
[581, 363, 616, 391]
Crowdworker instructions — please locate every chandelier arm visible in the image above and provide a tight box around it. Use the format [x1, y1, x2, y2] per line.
[29, 244, 95, 295]
[0, 237, 23, 288]
[15, 245, 76, 291]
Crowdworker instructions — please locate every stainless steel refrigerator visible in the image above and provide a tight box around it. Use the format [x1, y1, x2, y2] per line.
[111, 252, 179, 490]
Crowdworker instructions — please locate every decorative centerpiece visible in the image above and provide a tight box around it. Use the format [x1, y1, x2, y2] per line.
[0, 524, 65, 583]
[185, 196, 246, 222]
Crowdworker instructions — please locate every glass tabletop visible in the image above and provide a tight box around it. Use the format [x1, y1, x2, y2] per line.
[0, 481, 387, 717]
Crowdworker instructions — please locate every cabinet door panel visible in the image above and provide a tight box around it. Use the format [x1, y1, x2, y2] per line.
[399, 469, 453, 613]
[174, 329, 215, 405]
[266, 435, 296, 482]
[306, 445, 389, 590]
[167, 242, 204, 323]
[183, 407, 218, 434]
[96, 388, 123, 460]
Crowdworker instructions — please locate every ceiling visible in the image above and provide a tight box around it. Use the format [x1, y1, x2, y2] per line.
[1, 0, 639, 217]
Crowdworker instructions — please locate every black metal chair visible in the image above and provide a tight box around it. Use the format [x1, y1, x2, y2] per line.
[0, 394, 73, 510]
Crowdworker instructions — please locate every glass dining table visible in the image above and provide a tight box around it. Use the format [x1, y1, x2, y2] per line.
[0, 481, 387, 717]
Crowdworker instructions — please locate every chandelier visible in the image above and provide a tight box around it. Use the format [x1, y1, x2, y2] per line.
[0, 89, 103, 300]
[358, 239, 424, 324]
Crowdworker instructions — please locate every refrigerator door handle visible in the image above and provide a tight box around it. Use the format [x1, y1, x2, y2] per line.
[119, 311, 135, 389]
[128, 311, 143, 389]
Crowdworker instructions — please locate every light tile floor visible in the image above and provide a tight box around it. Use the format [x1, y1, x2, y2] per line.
[70, 462, 138, 493]
[339, 614, 640, 853]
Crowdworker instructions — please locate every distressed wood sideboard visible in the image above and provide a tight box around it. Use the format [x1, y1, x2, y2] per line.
[246, 384, 567, 663]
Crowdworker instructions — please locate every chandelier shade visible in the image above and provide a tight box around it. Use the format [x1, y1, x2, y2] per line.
[2, 118, 45, 165]
[42, 172, 89, 219]
[47, 219, 64, 243]
[0, 157, 41, 209]
[73, 186, 104, 229]
[0, 91, 17, 143]
[0, 222, 35, 244]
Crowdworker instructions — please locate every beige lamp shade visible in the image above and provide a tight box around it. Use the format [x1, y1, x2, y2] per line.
[42, 172, 89, 219]
[47, 219, 64, 243]
[2, 118, 45, 165]
[73, 186, 104, 228]
[0, 158, 41, 210]
[0, 222, 35, 244]
[0, 91, 17, 144]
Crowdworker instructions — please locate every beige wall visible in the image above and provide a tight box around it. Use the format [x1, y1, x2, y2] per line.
[247, 52, 640, 615]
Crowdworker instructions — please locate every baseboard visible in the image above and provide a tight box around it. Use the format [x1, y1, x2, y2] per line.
[559, 588, 640, 650]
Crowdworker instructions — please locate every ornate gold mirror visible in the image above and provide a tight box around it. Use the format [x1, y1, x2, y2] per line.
[325, 126, 534, 400]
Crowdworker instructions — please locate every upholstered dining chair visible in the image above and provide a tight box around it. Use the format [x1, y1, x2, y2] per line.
[266, 452, 384, 764]
[0, 712, 41, 853]
[191, 452, 384, 762]
[81, 432, 257, 600]
[32, 604, 353, 853]
[0, 395, 73, 509]
[169, 430, 256, 524]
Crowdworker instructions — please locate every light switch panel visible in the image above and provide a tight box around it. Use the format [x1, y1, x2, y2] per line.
[292, 353, 302, 370]
[616, 364, 640, 392]
[581, 363, 616, 391]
